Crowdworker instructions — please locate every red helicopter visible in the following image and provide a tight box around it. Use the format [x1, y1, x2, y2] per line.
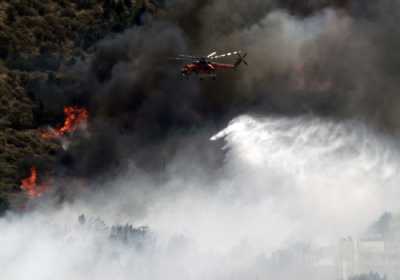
[171, 50, 248, 80]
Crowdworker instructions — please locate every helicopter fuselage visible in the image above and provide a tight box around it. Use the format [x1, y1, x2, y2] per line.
[181, 60, 236, 78]
[173, 51, 247, 79]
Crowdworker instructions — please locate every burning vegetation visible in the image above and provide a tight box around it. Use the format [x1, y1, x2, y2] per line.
[21, 106, 90, 199]
[41, 106, 89, 140]
[20, 167, 48, 198]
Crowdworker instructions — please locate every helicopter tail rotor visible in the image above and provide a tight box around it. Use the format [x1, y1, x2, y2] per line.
[234, 52, 248, 67]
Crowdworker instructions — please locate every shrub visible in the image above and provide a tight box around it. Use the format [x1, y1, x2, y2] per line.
[0, 196, 10, 216]
[61, 7, 76, 18]
[14, 1, 39, 17]
[76, 0, 97, 10]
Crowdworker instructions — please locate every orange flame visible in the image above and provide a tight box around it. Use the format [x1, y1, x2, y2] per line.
[20, 167, 48, 198]
[41, 106, 89, 140]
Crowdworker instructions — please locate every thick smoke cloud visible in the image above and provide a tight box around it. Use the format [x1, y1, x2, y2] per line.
[3, 116, 400, 279]
[174, 0, 400, 124]
[54, 22, 209, 178]
[6, 2, 400, 278]
[31, 0, 400, 182]
[191, 0, 400, 126]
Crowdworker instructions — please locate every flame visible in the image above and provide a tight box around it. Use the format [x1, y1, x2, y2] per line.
[41, 106, 89, 139]
[20, 167, 48, 198]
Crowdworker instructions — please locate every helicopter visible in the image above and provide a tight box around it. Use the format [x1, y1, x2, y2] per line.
[171, 50, 248, 80]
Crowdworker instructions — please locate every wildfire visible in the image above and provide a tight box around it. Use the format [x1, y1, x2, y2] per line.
[20, 167, 48, 198]
[41, 106, 89, 139]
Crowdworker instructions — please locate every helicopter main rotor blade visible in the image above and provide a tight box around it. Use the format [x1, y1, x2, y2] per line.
[209, 50, 242, 60]
[207, 51, 217, 58]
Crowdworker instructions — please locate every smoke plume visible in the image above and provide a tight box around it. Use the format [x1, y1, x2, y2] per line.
[31, 0, 400, 181]
[3, 115, 400, 279]
[4, 1, 400, 279]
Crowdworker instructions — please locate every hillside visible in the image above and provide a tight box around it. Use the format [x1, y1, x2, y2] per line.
[0, 0, 156, 212]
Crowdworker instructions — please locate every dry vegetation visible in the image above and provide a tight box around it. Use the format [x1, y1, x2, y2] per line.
[0, 0, 135, 212]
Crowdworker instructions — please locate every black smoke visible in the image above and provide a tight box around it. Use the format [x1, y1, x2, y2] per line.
[32, 0, 400, 193]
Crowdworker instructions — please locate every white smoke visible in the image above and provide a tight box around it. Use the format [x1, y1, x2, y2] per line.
[2, 115, 400, 279]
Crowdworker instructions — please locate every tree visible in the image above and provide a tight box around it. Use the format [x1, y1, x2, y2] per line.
[0, 196, 10, 217]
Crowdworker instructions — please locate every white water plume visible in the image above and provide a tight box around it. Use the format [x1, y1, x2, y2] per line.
[1, 115, 400, 280]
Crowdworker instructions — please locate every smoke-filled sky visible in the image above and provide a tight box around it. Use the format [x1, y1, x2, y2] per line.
[44, 0, 400, 177]
[4, 1, 400, 279]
